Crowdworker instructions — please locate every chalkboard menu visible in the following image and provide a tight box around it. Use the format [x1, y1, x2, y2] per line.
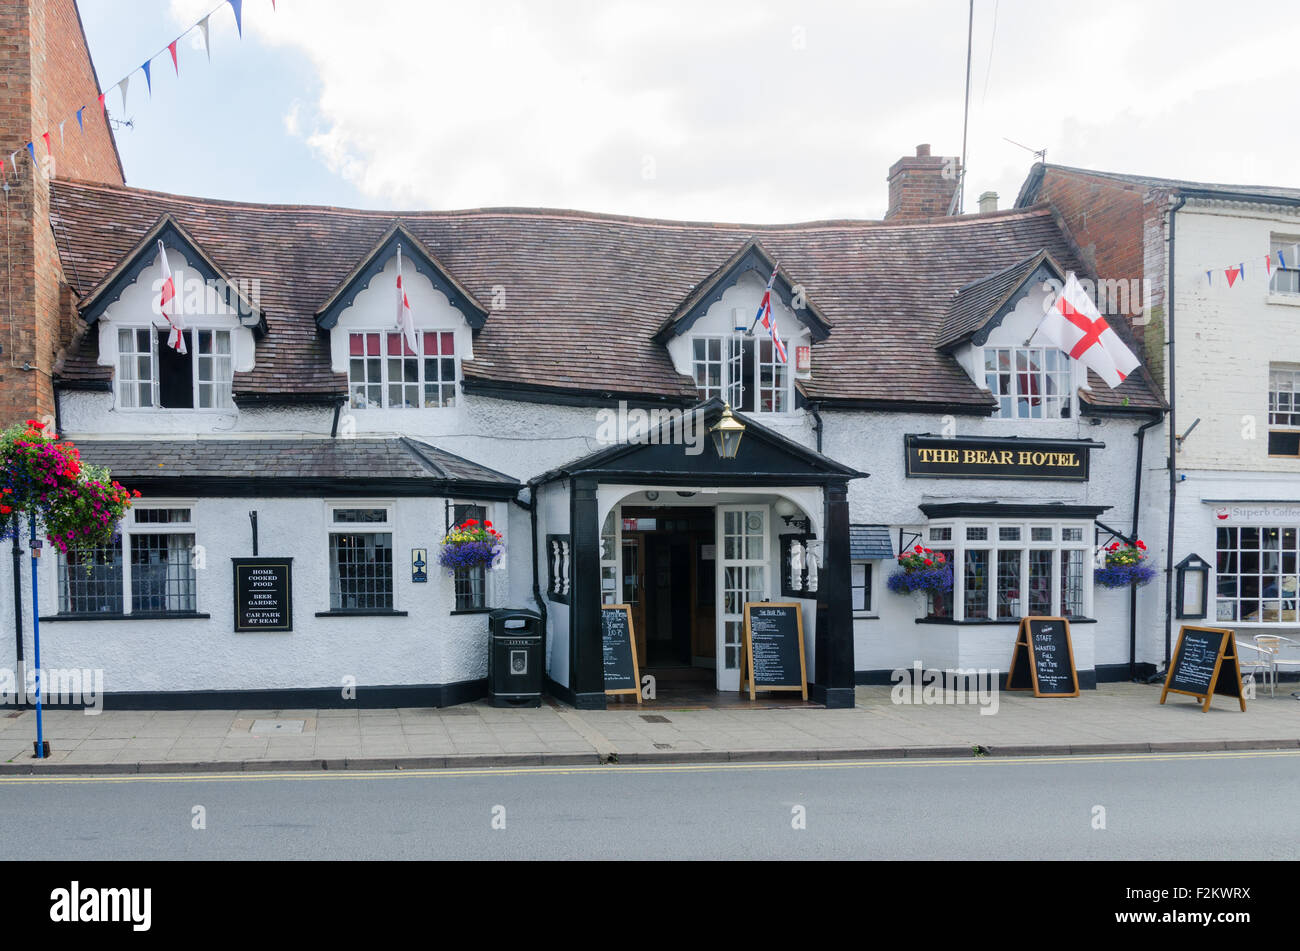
[1007, 616, 1079, 697]
[740, 602, 808, 700]
[1160, 625, 1245, 712]
[601, 604, 641, 702]
[232, 558, 293, 632]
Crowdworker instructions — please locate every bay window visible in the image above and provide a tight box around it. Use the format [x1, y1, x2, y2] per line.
[1216, 525, 1299, 623]
[347, 331, 457, 409]
[924, 519, 1091, 622]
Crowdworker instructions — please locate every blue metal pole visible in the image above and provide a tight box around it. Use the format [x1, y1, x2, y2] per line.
[28, 515, 42, 758]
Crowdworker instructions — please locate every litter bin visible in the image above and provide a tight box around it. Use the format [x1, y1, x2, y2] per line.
[488, 608, 543, 707]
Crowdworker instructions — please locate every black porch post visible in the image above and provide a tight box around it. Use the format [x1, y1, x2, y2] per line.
[569, 476, 607, 709]
[814, 480, 855, 708]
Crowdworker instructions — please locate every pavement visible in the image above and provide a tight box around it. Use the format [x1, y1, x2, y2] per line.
[0, 682, 1296, 774]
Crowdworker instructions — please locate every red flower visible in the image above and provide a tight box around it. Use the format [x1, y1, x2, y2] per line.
[0, 505, 9, 515]
[914, 545, 923, 553]
[924, 559, 932, 566]
[1136, 540, 1147, 550]
[485, 520, 493, 528]
[1108, 543, 1119, 551]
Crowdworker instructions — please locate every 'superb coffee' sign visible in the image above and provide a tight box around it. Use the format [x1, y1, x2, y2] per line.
[904, 435, 1093, 481]
[233, 558, 293, 632]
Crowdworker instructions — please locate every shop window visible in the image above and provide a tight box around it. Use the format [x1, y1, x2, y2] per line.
[689, 332, 791, 413]
[1268, 364, 1300, 456]
[924, 519, 1091, 622]
[56, 504, 198, 616]
[347, 331, 457, 409]
[1216, 525, 1299, 623]
[116, 328, 233, 410]
[983, 346, 1071, 420]
[328, 505, 394, 612]
[547, 534, 571, 604]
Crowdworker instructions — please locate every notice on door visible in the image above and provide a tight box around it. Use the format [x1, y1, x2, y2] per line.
[233, 558, 293, 632]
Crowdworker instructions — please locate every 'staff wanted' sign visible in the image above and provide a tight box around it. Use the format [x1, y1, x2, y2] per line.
[233, 558, 293, 632]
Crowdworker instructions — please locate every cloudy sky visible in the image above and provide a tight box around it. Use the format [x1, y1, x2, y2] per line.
[76, 0, 1298, 222]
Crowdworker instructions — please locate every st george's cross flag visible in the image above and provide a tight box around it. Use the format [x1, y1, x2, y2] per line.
[1031, 272, 1139, 389]
[395, 245, 418, 355]
[157, 240, 187, 354]
[750, 263, 788, 363]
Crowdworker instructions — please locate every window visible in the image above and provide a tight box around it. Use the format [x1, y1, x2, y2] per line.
[328, 505, 394, 611]
[1270, 236, 1300, 295]
[453, 503, 486, 611]
[851, 562, 873, 614]
[924, 519, 1091, 622]
[1268, 364, 1300, 456]
[983, 347, 1072, 419]
[689, 332, 791, 413]
[1216, 525, 1299, 623]
[56, 505, 197, 615]
[116, 328, 234, 410]
[348, 331, 457, 409]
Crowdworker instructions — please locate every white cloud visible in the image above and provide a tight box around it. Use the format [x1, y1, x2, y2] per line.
[170, 0, 1300, 221]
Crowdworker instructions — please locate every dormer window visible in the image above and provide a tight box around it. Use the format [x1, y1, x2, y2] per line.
[116, 328, 234, 410]
[691, 333, 790, 413]
[982, 346, 1072, 419]
[348, 331, 457, 409]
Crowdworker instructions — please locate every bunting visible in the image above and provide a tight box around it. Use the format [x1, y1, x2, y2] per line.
[1202, 243, 1300, 290]
[0, 0, 276, 180]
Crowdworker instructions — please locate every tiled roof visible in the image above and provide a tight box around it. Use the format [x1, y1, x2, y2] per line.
[1017, 163, 1300, 207]
[74, 437, 518, 486]
[850, 524, 895, 560]
[49, 179, 1164, 411]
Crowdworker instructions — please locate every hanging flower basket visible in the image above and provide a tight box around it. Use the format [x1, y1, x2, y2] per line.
[887, 545, 954, 595]
[0, 420, 135, 556]
[1095, 539, 1157, 589]
[438, 518, 504, 573]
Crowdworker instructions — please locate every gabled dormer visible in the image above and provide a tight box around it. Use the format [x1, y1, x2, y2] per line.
[655, 239, 831, 415]
[938, 250, 1086, 421]
[78, 214, 265, 412]
[316, 222, 488, 411]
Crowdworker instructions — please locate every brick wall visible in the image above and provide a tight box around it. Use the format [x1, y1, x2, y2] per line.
[0, 0, 122, 426]
[884, 144, 961, 221]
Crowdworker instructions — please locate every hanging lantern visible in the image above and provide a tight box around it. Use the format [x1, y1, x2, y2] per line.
[709, 403, 746, 460]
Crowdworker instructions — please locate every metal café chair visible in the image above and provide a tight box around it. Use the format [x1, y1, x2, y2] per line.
[1236, 640, 1276, 696]
[1254, 634, 1300, 699]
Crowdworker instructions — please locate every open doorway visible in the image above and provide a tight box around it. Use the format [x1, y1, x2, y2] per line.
[619, 506, 716, 690]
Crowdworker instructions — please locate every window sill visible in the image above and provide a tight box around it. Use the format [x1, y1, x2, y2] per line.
[1266, 293, 1300, 308]
[40, 612, 211, 622]
[314, 610, 409, 618]
[853, 613, 879, 620]
[916, 616, 1097, 625]
[449, 608, 493, 616]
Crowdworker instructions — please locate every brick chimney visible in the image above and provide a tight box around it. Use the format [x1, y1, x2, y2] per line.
[884, 144, 961, 221]
[0, 0, 123, 422]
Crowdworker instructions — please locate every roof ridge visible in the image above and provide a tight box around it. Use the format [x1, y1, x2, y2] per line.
[397, 436, 449, 479]
[50, 177, 1056, 234]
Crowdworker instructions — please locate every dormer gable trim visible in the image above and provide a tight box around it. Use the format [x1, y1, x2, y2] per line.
[652, 239, 832, 345]
[936, 249, 1066, 353]
[314, 221, 489, 331]
[77, 213, 267, 335]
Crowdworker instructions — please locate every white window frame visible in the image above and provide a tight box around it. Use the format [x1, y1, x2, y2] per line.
[1214, 524, 1300, 626]
[346, 330, 459, 410]
[981, 345, 1073, 420]
[851, 561, 875, 617]
[326, 501, 397, 612]
[927, 518, 1093, 622]
[114, 326, 235, 412]
[1269, 235, 1300, 296]
[689, 331, 794, 414]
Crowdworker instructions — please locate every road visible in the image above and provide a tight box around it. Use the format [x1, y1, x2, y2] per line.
[0, 750, 1294, 860]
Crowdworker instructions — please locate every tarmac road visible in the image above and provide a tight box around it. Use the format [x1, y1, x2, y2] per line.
[0, 749, 1294, 860]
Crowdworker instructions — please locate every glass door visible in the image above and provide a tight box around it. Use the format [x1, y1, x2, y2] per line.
[716, 505, 769, 692]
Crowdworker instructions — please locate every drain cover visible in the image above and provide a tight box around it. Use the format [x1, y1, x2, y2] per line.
[653, 742, 673, 749]
[640, 714, 671, 723]
[251, 719, 305, 734]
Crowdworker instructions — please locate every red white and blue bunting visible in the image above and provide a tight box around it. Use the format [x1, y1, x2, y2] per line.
[0, 0, 275, 182]
[1204, 244, 1298, 288]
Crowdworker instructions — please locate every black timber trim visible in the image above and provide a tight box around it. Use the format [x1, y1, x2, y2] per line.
[52, 379, 113, 393]
[79, 215, 266, 333]
[653, 240, 832, 343]
[233, 392, 347, 407]
[1078, 401, 1167, 419]
[460, 374, 695, 409]
[806, 396, 998, 415]
[961, 258, 1064, 351]
[46, 679, 491, 711]
[106, 476, 520, 499]
[906, 433, 1106, 451]
[569, 476, 606, 709]
[315, 610, 410, 618]
[918, 501, 1111, 520]
[915, 616, 1098, 625]
[316, 222, 488, 330]
[40, 612, 212, 623]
